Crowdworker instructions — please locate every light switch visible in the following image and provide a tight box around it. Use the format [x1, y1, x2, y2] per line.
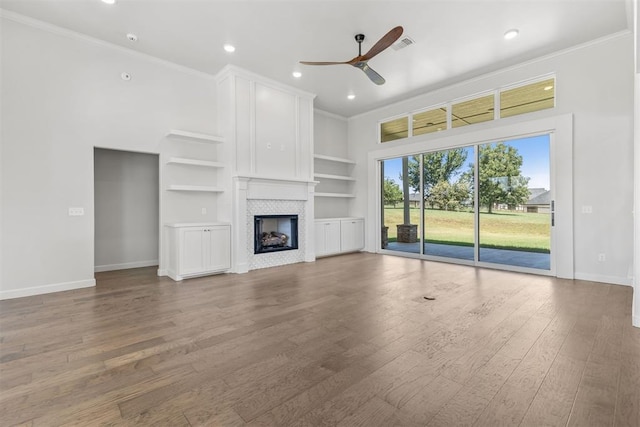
[68, 207, 84, 216]
[581, 205, 593, 214]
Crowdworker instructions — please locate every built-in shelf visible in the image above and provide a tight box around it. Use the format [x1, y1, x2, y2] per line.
[313, 154, 356, 164]
[313, 153, 356, 201]
[166, 157, 225, 168]
[314, 173, 356, 181]
[315, 192, 355, 198]
[167, 185, 224, 193]
[167, 129, 224, 144]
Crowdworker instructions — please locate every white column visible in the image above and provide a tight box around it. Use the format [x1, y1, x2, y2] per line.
[305, 181, 317, 262]
[232, 177, 250, 273]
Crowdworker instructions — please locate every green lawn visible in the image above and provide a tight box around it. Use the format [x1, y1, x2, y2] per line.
[383, 207, 550, 253]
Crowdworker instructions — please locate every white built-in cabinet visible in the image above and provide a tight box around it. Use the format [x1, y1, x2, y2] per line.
[165, 223, 231, 281]
[165, 129, 225, 193]
[315, 217, 364, 257]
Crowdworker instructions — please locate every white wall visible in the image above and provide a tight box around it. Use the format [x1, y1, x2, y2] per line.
[0, 15, 217, 299]
[94, 148, 159, 272]
[314, 110, 349, 159]
[348, 33, 635, 286]
[633, 0, 639, 327]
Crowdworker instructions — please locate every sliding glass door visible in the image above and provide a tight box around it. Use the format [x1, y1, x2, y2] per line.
[422, 147, 475, 261]
[477, 136, 551, 269]
[380, 134, 552, 273]
[380, 156, 420, 254]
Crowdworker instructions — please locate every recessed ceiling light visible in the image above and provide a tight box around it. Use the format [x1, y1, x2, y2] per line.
[544, 85, 553, 91]
[347, 94, 356, 100]
[223, 44, 235, 53]
[101, 0, 116, 4]
[126, 33, 138, 42]
[292, 71, 302, 78]
[504, 29, 519, 40]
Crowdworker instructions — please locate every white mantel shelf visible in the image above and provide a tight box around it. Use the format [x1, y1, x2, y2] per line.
[235, 175, 318, 185]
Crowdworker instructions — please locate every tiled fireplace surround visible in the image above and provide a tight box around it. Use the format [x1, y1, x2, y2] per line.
[232, 176, 316, 273]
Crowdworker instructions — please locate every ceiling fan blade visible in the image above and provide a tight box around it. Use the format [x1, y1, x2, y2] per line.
[300, 61, 349, 65]
[361, 26, 404, 61]
[360, 64, 385, 85]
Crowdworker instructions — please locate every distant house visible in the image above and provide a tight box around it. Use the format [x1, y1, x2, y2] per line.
[524, 188, 551, 213]
[408, 192, 422, 208]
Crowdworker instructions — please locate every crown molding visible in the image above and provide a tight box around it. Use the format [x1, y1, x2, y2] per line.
[314, 109, 348, 122]
[0, 8, 215, 80]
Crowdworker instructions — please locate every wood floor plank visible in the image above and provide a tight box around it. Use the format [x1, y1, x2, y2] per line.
[0, 254, 636, 426]
[614, 320, 640, 427]
[427, 354, 521, 427]
[520, 354, 586, 427]
[472, 313, 577, 427]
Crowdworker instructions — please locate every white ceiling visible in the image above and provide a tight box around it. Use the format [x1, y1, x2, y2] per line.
[0, 0, 632, 117]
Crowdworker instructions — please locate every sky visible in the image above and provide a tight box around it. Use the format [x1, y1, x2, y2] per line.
[382, 134, 550, 191]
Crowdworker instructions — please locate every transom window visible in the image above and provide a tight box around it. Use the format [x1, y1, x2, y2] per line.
[379, 76, 555, 143]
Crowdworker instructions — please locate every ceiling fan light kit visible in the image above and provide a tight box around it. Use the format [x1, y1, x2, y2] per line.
[300, 26, 403, 85]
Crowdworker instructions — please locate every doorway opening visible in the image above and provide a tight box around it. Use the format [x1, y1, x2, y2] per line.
[94, 148, 159, 273]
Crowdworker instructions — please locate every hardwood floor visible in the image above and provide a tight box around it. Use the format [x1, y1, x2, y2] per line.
[1, 253, 639, 426]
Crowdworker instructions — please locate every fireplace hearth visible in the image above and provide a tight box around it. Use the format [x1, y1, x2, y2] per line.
[254, 214, 299, 254]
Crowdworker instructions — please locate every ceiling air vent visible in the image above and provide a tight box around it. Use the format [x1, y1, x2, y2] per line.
[392, 36, 415, 50]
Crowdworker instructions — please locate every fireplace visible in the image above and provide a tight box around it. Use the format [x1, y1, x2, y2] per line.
[254, 214, 299, 254]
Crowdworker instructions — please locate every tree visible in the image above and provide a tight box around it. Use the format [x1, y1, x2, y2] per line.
[474, 142, 530, 213]
[383, 178, 403, 208]
[429, 180, 471, 211]
[407, 149, 468, 198]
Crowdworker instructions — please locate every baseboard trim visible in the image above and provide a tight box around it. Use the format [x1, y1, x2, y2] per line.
[0, 278, 96, 300]
[94, 260, 158, 273]
[633, 315, 640, 328]
[157, 269, 168, 277]
[573, 273, 633, 287]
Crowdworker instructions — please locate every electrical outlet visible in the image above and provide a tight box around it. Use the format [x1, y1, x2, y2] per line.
[581, 205, 593, 214]
[201, 207, 207, 215]
[68, 207, 84, 216]
[598, 253, 606, 262]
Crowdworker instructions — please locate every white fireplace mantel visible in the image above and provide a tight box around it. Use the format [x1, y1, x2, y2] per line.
[231, 176, 317, 273]
[236, 175, 318, 201]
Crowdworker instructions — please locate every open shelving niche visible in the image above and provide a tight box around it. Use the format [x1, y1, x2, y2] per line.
[165, 129, 225, 193]
[313, 154, 356, 198]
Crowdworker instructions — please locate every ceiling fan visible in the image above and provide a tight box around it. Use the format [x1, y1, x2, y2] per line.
[300, 26, 403, 85]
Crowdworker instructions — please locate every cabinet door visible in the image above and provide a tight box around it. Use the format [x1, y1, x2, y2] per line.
[206, 226, 231, 271]
[324, 221, 342, 255]
[180, 228, 206, 275]
[315, 220, 341, 256]
[341, 219, 364, 253]
[314, 221, 327, 256]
